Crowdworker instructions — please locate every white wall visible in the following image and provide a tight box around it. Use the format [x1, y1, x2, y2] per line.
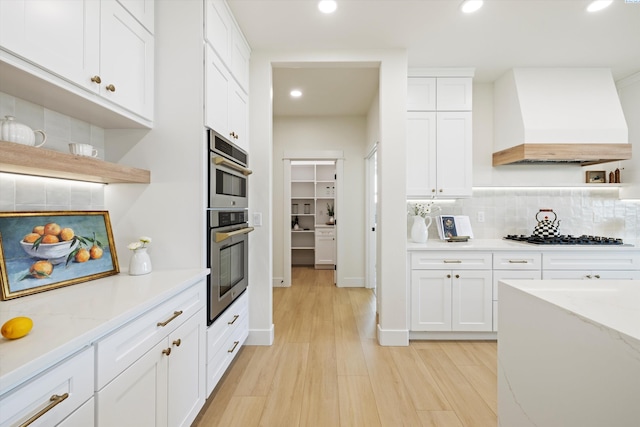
[272, 116, 368, 285]
[104, 0, 206, 270]
[249, 50, 408, 346]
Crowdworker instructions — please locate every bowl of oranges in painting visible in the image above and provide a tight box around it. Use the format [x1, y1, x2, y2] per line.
[20, 222, 80, 265]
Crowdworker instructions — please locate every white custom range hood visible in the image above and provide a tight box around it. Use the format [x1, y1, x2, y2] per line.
[493, 68, 631, 166]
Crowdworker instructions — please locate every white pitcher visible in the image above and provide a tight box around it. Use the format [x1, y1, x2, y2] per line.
[411, 215, 432, 243]
[0, 115, 47, 147]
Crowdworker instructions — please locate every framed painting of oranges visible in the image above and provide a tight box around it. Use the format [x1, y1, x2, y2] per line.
[0, 211, 119, 300]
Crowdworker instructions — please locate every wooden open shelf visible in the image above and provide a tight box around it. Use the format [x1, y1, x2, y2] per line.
[493, 143, 632, 166]
[0, 140, 150, 184]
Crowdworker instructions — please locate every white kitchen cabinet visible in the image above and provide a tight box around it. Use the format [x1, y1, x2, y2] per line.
[205, 0, 250, 92]
[542, 252, 640, 280]
[0, 347, 94, 427]
[95, 282, 206, 427]
[492, 252, 542, 331]
[407, 77, 472, 112]
[206, 291, 248, 396]
[0, 0, 154, 123]
[205, 44, 249, 151]
[118, 0, 155, 33]
[410, 252, 492, 332]
[315, 227, 336, 267]
[100, 0, 155, 121]
[0, 0, 99, 91]
[406, 75, 473, 198]
[96, 309, 205, 427]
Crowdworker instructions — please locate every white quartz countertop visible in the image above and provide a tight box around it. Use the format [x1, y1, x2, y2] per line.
[407, 238, 638, 251]
[0, 268, 209, 395]
[500, 279, 640, 343]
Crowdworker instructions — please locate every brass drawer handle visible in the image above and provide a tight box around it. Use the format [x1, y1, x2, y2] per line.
[172, 339, 181, 347]
[157, 310, 183, 327]
[162, 348, 171, 356]
[443, 260, 462, 263]
[19, 393, 69, 427]
[508, 260, 528, 264]
[106, 83, 116, 92]
[91, 75, 102, 84]
[228, 314, 240, 325]
[228, 341, 240, 353]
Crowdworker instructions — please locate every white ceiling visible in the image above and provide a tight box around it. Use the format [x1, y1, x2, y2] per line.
[227, 0, 640, 116]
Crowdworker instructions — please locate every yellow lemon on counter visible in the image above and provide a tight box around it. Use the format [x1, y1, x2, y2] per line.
[1, 317, 33, 340]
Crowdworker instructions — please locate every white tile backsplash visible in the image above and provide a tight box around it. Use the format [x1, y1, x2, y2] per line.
[410, 188, 640, 245]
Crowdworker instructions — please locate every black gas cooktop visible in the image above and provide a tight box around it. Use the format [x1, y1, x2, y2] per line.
[504, 234, 624, 245]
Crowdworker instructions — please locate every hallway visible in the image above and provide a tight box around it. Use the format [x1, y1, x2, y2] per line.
[193, 267, 497, 426]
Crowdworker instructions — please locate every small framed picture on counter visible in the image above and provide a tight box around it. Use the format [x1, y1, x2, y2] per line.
[586, 170, 606, 183]
[0, 211, 119, 300]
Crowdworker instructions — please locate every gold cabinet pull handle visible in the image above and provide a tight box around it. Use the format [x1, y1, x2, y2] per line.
[443, 260, 462, 263]
[162, 348, 171, 356]
[157, 310, 183, 327]
[508, 260, 528, 264]
[228, 341, 240, 353]
[455, 274, 460, 279]
[229, 131, 239, 139]
[446, 274, 451, 278]
[19, 393, 69, 427]
[228, 314, 240, 325]
[172, 339, 181, 347]
[213, 156, 252, 176]
[215, 227, 255, 243]
[594, 274, 601, 279]
[106, 84, 116, 92]
[91, 75, 102, 84]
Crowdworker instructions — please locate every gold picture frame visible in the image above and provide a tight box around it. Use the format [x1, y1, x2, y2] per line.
[0, 211, 119, 300]
[586, 170, 606, 183]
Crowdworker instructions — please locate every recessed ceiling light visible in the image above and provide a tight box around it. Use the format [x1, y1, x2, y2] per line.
[460, 0, 483, 13]
[290, 90, 302, 98]
[318, 0, 337, 14]
[587, 0, 613, 12]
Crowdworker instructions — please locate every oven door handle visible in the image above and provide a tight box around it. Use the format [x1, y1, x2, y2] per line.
[213, 156, 253, 176]
[215, 226, 255, 243]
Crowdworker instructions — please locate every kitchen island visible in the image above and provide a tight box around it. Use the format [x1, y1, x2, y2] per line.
[498, 279, 640, 427]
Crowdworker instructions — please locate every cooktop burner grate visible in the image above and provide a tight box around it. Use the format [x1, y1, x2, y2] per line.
[504, 234, 624, 245]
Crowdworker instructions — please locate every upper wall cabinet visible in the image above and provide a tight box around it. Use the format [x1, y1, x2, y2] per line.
[0, 0, 154, 128]
[407, 74, 473, 198]
[407, 77, 472, 112]
[205, 0, 250, 92]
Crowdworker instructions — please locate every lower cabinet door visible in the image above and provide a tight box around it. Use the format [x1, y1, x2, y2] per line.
[411, 270, 452, 331]
[167, 310, 206, 427]
[451, 270, 493, 332]
[96, 340, 168, 427]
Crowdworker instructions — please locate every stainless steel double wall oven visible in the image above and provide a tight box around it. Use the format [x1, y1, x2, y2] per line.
[207, 130, 253, 324]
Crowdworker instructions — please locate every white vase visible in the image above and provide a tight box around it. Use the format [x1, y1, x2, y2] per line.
[411, 215, 432, 243]
[129, 247, 152, 275]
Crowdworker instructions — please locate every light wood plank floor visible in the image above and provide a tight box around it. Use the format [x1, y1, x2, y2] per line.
[193, 267, 497, 427]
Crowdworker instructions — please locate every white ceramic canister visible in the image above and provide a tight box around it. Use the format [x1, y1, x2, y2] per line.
[0, 116, 47, 147]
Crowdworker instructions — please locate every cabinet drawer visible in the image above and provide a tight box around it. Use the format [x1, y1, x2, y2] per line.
[206, 292, 248, 395]
[95, 281, 206, 390]
[493, 252, 541, 270]
[0, 347, 94, 427]
[542, 252, 640, 270]
[411, 252, 492, 270]
[315, 228, 335, 238]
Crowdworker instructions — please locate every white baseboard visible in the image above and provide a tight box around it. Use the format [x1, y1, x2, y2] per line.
[377, 325, 409, 346]
[409, 331, 497, 341]
[247, 325, 274, 345]
[337, 276, 365, 287]
[272, 277, 289, 287]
